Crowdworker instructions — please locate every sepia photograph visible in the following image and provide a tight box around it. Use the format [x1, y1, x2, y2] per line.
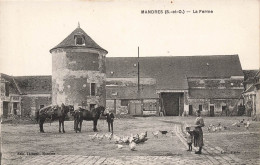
[0, 0, 259, 164]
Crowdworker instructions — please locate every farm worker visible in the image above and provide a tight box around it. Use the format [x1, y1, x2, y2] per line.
[193, 110, 205, 154]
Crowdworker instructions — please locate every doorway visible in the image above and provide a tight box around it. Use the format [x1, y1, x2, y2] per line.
[129, 101, 142, 115]
[160, 93, 180, 116]
[13, 102, 18, 115]
[3, 102, 9, 118]
[189, 105, 193, 115]
[210, 105, 214, 117]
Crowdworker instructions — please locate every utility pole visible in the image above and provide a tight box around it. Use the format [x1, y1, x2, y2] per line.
[138, 47, 140, 94]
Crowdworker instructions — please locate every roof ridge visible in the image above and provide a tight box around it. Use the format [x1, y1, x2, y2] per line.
[107, 54, 239, 58]
[50, 27, 107, 53]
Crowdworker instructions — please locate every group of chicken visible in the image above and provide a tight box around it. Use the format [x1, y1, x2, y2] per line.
[231, 119, 250, 129]
[151, 130, 175, 138]
[207, 123, 228, 132]
[88, 131, 148, 151]
[207, 119, 251, 132]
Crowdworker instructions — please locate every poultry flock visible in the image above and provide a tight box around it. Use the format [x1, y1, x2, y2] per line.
[88, 130, 175, 151]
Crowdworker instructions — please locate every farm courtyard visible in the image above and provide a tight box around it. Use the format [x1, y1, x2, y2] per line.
[1, 116, 260, 165]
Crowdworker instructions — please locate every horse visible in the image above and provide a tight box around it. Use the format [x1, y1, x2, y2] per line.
[36, 103, 74, 133]
[74, 106, 105, 133]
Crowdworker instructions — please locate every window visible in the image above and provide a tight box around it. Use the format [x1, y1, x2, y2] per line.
[75, 35, 85, 46]
[5, 82, 9, 96]
[91, 83, 96, 96]
[90, 104, 95, 110]
[199, 105, 202, 111]
[121, 100, 128, 106]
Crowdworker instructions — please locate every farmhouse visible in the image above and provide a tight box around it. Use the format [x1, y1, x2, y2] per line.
[0, 74, 51, 118]
[0, 26, 247, 118]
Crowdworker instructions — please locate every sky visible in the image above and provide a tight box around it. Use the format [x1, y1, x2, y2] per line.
[0, 0, 259, 76]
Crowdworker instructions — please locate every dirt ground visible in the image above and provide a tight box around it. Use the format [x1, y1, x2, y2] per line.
[1, 116, 260, 164]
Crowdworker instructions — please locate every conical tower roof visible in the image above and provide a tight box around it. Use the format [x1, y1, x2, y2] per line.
[50, 25, 107, 53]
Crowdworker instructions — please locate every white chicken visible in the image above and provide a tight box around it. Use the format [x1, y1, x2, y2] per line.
[97, 134, 105, 141]
[139, 134, 148, 143]
[122, 136, 130, 143]
[152, 131, 159, 138]
[132, 134, 140, 143]
[129, 142, 136, 151]
[232, 122, 238, 126]
[245, 120, 250, 130]
[113, 135, 122, 144]
[129, 135, 134, 143]
[117, 144, 124, 149]
[89, 133, 98, 141]
[139, 131, 147, 138]
[211, 125, 216, 132]
[105, 133, 113, 141]
[170, 130, 175, 137]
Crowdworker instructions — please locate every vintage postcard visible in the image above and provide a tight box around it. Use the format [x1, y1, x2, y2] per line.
[0, 0, 259, 164]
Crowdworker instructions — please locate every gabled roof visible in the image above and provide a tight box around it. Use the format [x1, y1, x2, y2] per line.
[14, 76, 52, 94]
[0, 73, 20, 95]
[50, 26, 107, 53]
[106, 55, 244, 90]
[243, 70, 259, 82]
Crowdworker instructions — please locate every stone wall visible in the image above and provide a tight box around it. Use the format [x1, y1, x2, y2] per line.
[52, 48, 106, 109]
[21, 95, 51, 117]
[187, 98, 240, 116]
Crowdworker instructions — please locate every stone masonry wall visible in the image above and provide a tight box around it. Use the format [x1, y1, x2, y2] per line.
[52, 48, 106, 109]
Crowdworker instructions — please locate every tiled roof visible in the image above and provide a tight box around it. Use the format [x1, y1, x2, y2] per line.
[106, 55, 244, 90]
[50, 27, 107, 53]
[14, 76, 52, 94]
[189, 89, 243, 99]
[0, 73, 20, 95]
[243, 70, 259, 82]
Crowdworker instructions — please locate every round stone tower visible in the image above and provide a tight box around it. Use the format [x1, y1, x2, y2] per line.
[50, 24, 107, 109]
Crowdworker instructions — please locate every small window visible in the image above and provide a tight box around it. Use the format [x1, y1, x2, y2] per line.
[90, 104, 95, 110]
[199, 105, 202, 111]
[91, 83, 96, 96]
[75, 35, 85, 46]
[5, 82, 9, 97]
[121, 100, 128, 106]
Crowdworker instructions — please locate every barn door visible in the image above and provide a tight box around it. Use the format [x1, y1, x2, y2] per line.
[129, 102, 142, 115]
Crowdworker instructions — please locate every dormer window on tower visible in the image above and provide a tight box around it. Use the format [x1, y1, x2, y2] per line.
[74, 35, 85, 46]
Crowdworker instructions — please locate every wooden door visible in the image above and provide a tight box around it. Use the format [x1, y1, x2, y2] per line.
[3, 102, 9, 118]
[210, 106, 214, 117]
[129, 102, 142, 115]
[189, 105, 193, 115]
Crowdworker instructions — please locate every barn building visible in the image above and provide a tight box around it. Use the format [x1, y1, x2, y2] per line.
[105, 55, 244, 116]
[50, 24, 107, 110]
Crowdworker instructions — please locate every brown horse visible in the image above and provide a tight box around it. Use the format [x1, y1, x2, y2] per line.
[74, 106, 105, 133]
[36, 104, 74, 133]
